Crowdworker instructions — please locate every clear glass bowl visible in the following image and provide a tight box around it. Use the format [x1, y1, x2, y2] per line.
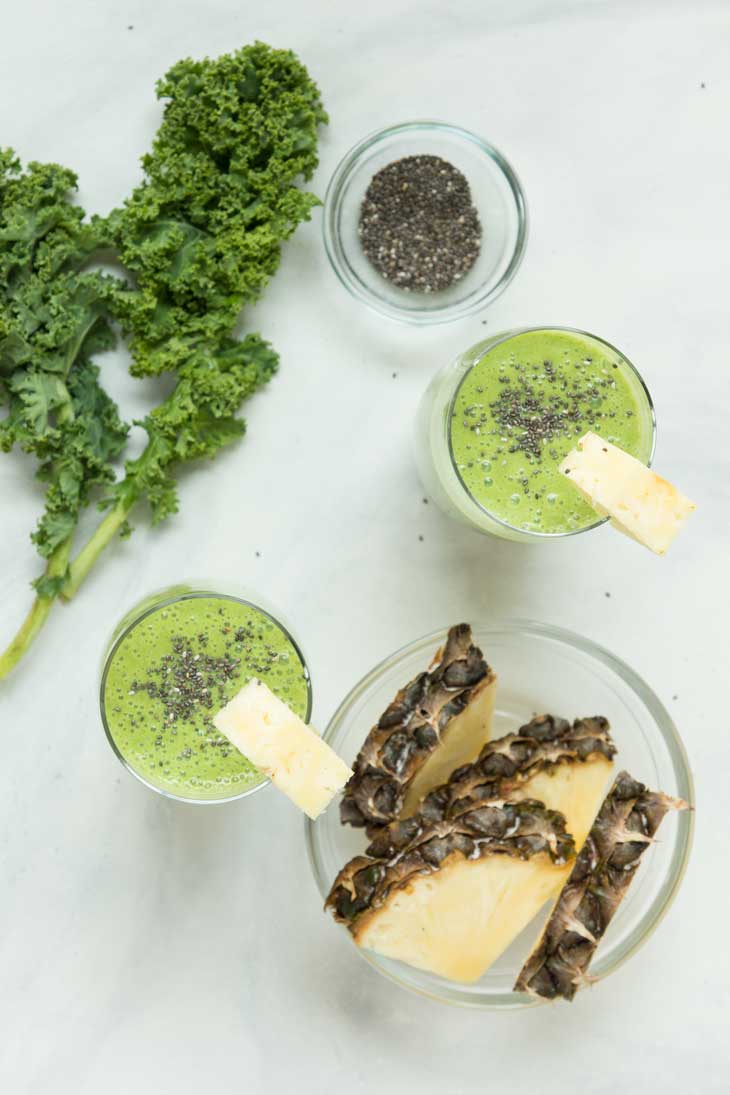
[99, 583, 312, 805]
[306, 620, 693, 1009]
[414, 327, 656, 543]
[322, 121, 528, 324]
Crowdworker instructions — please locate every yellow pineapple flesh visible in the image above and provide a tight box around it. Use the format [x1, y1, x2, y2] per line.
[355, 853, 568, 983]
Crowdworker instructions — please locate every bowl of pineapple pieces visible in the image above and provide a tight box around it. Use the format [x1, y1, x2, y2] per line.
[306, 620, 693, 1008]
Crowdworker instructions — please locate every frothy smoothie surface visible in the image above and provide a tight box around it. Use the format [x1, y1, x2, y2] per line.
[449, 329, 654, 534]
[102, 595, 310, 799]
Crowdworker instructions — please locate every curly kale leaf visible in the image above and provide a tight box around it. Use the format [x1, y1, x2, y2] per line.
[103, 41, 327, 377]
[0, 152, 128, 566]
[113, 334, 278, 523]
[66, 41, 325, 580]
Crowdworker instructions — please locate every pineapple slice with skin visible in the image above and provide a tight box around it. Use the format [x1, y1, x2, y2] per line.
[326, 799, 575, 984]
[340, 624, 496, 831]
[515, 770, 689, 1000]
[367, 715, 616, 861]
[559, 432, 695, 555]
[213, 679, 352, 820]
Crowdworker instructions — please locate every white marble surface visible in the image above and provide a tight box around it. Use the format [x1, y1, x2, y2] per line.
[1, 1, 728, 1091]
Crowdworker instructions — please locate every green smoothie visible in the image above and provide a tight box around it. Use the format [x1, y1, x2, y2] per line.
[101, 592, 310, 800]
[448, 329, 654, 535]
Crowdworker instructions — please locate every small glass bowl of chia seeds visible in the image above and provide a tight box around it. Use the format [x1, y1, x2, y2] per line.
[322, 121, 528, 324]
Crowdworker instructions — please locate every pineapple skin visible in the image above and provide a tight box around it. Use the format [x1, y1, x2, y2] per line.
[515, 770, 688, 1000]
[340, 624, 496, 830]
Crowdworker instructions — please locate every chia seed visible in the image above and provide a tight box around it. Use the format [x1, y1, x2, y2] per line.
[358, 155, 482, 292]
[479, 360, 608, 461]
[130, 632, 241, 726]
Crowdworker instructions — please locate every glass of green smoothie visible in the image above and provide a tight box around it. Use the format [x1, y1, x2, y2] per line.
[99, 584, 312, 804]
[415, 327, 656, 542]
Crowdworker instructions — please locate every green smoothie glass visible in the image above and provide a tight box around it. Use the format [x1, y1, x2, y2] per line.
[414, 327, 656, 543]
[99, 584, 312, 804]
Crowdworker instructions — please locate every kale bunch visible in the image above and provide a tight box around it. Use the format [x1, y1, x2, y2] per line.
[0, 43, 326, 677]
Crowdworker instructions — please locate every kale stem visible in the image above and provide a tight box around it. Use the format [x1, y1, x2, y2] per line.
[0, 538, 72, 681]
[0, 595, 56, 680]
[61, 501, 133, 601]
[1, 497, 132, 677]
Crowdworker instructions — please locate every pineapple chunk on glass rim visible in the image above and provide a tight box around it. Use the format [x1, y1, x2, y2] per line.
[559, 432, 695, 554]
[214, 679, 352, 819]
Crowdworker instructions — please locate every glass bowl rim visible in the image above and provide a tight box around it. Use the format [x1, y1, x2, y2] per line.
[445, 325, 658, 540]
[305, 617, 694, 1009]
[99, 586, 313, 806]
[322, 119, 529, 325]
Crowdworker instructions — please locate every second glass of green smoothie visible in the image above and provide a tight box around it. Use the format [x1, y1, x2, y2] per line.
[414, 327, 656, 543]
[99, 584, 312, 804]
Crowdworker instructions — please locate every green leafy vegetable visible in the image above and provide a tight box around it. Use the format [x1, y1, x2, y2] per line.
[105, 41, 326, 377]
[0, 42, 326, 678]
[0, 151, 129, 644]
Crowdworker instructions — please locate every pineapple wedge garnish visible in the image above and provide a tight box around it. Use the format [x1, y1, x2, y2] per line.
[559, 432, 695, 554]
[213, 679, 352, 820]
[340, 624, 496, 830]
[515, 771, 688, 1000]
[327, 799, 575, 983]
